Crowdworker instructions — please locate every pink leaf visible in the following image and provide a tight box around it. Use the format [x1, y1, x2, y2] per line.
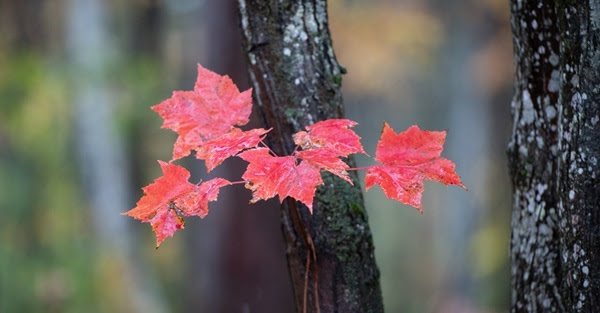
[365, 123, 465, 212]
[238, 148, 323, 213]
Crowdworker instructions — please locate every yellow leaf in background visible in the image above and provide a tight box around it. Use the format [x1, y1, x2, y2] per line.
[469, 223, 509, 278]
[330, 0, 442, 96]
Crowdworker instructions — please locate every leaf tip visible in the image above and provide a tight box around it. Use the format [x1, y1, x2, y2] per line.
[196, 63, 209, 74]
[155, 237, 164, 249]
[410, 202, 423, 214]
[381, 121, 391, 131]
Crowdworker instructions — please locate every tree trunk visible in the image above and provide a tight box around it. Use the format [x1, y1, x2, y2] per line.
[236, 1, 383, 312]
[67, 0, 168, 312]
[508, 1, 600, 312]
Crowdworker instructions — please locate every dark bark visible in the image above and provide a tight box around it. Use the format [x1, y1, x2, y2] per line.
[179, 2, 294, 312]
[236, 1, 383, 312]
[508, 1, 600, 312]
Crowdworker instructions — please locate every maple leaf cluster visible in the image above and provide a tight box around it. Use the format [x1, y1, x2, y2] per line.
[124, 65, 465, 247]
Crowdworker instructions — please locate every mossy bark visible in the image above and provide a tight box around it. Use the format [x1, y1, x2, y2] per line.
[236, 1, 383, 312]
[508, 1, 600, 312]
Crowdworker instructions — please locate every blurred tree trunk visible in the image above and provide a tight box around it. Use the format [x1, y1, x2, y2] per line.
[508, 1, 600, 312]
[236, 1, 383, 312]
[66, 1, 167, 312]
[160, 1, 293, 312]
[427, 0, 492, 307]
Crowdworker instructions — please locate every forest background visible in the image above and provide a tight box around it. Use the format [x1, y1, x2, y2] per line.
[0, 0, 512, 312]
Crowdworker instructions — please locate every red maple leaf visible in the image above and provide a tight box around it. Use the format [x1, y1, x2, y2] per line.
[124, 161, 230, 247]
[296, 149, 352, 184]
[127, 62, 469, 248]
[175, 177, 231, 218]
[293, 119, 365, 184]
[125, 161, 195, 221]
[293, 119, 366, 157]
[195, 128, 270, 172]
[152, 64, 253, 160]
[171, 128, 205, 160]
[365, 123, 465, 212]
[238, 148, 323, 212]
[149, 209, 185, 249]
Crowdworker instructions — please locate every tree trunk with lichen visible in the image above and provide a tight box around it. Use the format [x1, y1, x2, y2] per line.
[236, 1, 383, 312]
[508, 1, 600, 312]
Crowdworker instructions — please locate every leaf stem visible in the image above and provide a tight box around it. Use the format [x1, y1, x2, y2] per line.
[229, 180, 247, 185]
[346, 165, 375, 171]
[259, 140, 279, 157]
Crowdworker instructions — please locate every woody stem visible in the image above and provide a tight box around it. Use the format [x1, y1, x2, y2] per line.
[259, 140, 279, 157]
[346, 166, 375, 171]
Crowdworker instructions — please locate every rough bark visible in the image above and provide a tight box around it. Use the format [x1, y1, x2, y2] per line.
[508, 1, 600, 312]
[236, 1, 383, 312]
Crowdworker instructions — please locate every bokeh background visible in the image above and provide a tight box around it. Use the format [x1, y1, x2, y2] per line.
[0, 0, 513, 312]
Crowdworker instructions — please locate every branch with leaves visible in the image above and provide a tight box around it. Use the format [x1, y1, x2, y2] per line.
[124, 65, 466, 247]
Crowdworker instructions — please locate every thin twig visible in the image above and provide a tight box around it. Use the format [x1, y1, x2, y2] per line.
[306, 234, 320, 313]
[290, 200, 320, 313]
[303, 252, 310, 313]
[346, 165, 375, 171]
[259, 140, 279, 157]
